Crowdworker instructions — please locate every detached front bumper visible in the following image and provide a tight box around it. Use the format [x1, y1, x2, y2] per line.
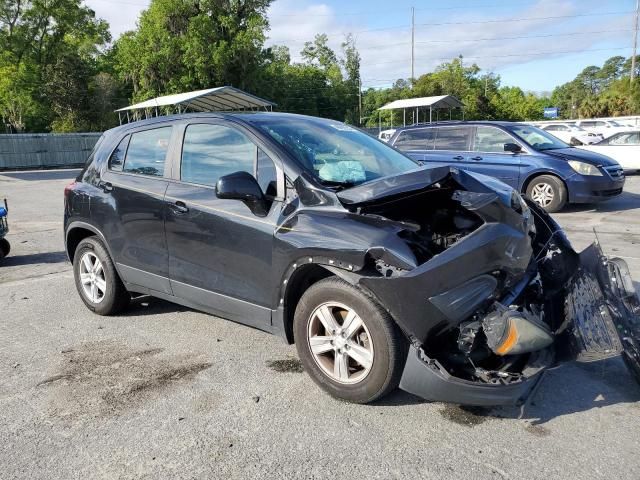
[400, 345, 551, 406]
[398, 242, 640, 406]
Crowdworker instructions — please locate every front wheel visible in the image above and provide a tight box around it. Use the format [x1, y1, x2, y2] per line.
[293, 277, 407, 404]
[526, 175, 567, 213]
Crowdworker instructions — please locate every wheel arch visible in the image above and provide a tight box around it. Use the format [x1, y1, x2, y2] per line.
[521, 171, 568, 198]
[65, 221, 111, 263]
[280, 263, 334, 344]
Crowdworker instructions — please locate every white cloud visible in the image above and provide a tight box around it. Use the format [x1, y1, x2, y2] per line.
[266, 0, 633, 89]
[85, 0, 149, 38]
[86, 0, 633, 91]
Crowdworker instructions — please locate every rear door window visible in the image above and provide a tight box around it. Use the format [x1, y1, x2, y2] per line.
[393, 129, 435, 151]
[434, 127, 472, 151]
[122, 127, 172, 177]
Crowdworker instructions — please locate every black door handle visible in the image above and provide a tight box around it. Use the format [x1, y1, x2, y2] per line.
[168, 200, 189, 214]
[453, 155, 464, 160]
[102, 182, 113, 193]
[471, 156, 483, 161]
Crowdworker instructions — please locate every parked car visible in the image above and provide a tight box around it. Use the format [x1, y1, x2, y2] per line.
[0, 199, 9, 260]
[574, 119, 638, 139]
[578, 131, 640, 172]
[538, 122, 603, 145]
[388, 121, 625, 213]
[378, 129, 396, 142]
[64, 113, 640, 406]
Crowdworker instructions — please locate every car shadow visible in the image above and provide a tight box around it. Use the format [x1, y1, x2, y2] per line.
[558, 190, 640, 213]
[1, 251, 68, 266]
[122, 295, 190, 316]
[494, 356, 640, 425]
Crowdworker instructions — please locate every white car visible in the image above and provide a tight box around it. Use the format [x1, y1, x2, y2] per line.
[378, 129, 396, 142]
[579, 131, 640, 172]
[574, 119, 638, 139]
[539, 123, 603, 145]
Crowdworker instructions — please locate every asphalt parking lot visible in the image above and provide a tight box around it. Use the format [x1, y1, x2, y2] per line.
[1, 169, 640, 480]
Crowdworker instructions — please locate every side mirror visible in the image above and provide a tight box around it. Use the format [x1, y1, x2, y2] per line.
[504, 143, 522, 153]
[216, 171, 268, 216]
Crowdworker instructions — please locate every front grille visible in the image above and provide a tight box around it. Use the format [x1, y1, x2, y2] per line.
[605, 165, 625, 179]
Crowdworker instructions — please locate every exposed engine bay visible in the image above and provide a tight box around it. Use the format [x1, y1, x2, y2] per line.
[356, 180, 484, 267]
[334, 169, 639, 398]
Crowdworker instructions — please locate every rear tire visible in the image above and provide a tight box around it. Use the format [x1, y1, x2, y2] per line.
[526, 174, 567, 213]
[293, 277, 407, 404]
[73, 236, 129, 315]
[0, 238, 10, 259]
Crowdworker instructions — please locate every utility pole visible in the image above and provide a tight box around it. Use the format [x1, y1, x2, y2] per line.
[411, 6, 415, 85]
[358, 77, 363, 127]
[632, 0, 639, 84]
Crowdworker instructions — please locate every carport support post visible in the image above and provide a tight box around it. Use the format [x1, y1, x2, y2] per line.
[403, 108, 406, 127]
[429, 106, 432, 123]
[378, 110, 381, 133]
[415, 107, 418, 125]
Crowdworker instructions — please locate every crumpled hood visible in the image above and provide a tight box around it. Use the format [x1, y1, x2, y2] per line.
[336, 166, 516, 207]
[543, 147, 620, 167]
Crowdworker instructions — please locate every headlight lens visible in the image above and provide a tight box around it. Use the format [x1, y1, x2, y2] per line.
[568, 160, 602, 176]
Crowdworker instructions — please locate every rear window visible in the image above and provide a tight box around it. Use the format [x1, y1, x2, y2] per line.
[434, 127, 472, 151]
[393, 129, 435, 151]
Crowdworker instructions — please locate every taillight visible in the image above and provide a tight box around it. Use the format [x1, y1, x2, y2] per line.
[64, 181, 77, 199]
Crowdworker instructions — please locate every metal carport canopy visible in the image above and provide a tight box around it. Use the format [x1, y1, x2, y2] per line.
[115, 86, 276, 113]
[378, 95, 463, 111]
[377, 95, 464, 127]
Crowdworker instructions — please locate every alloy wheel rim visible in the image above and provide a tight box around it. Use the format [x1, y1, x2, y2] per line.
[307, 302, 374, 384]
[531, 182, 555, 207]
[79, 252, 106, 304]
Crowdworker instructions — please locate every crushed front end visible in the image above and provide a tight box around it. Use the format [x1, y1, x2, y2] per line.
[338, 168, 640, 405]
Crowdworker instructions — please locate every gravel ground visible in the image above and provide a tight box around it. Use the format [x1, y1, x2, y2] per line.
[1, 169, 639, 480]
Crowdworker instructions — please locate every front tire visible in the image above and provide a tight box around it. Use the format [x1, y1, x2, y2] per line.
[526, 174, 567, 213]
[73, 236, 130, 315]
[293, 277, 407, 404]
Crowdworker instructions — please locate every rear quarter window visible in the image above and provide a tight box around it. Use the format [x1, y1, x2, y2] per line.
[109, 135, 130, 172]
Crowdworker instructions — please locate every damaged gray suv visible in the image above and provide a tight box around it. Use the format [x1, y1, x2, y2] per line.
[64, 113, 640, 405]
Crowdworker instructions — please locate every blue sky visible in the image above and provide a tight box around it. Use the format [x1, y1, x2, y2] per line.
[86, 0, 637, 93]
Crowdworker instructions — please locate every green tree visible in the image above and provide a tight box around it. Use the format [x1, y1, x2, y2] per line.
[114, 0, 271, 101]
[0, 0, 111, 131]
